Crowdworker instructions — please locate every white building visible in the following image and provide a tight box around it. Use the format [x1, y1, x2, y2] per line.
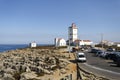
[55, 38, 66, 47]
[101, 40, 114, 46]
[68, 23, 78, 44]
[29, 42, 37, 48]
[114, 42, 120, 47]
[117, 44, 120, 47]
[74, 40, 93, 46]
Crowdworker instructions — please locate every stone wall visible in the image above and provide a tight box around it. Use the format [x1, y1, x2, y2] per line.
[78, 65, 109, 80]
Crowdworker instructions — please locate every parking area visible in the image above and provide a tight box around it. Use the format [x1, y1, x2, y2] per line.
[90, 48, 120, 67]
[85, 51, 120, 73]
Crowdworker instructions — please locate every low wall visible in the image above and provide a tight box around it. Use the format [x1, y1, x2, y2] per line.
[78, 65, 109, 80]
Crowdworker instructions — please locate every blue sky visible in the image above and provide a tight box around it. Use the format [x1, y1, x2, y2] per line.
[0, 0, 120, 44]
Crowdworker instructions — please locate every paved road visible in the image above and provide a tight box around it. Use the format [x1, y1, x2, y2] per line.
[78, 52, 120, 80]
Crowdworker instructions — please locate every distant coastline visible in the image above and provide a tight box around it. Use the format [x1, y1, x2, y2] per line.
[0, 44, 54, 52]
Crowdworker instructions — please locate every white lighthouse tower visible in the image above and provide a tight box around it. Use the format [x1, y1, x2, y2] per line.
[68, 23, 78, 44]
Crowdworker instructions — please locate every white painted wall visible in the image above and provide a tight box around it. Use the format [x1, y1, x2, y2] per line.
[29, 42, 37, 48]
[68, 23, 78, 44]
[55, 38, 66, 47]
[79, 40, 93, 46]
[117, 44, 120, 47]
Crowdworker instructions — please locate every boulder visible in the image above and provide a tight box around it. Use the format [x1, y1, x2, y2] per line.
[4, 68, 15, 75]
[26, 66, 31, 72]
[59, 59, 71, 64]
[21, 65, 27, 72]
[20, 72, 37, 80]
[3, 73, 15, 80]
[60, 68, 66, 74]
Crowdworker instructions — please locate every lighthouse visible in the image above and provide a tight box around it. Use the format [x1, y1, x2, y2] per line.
[68, 23, 78, 44]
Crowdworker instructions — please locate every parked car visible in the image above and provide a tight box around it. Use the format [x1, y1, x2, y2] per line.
[112, 52, 120, 62]
[107, 48, 115, 52]
[111, 52, 120, 66]
[76, 52, 86, 62]
[90, 49, 101, 53]
[105, 52, 115, 60]
[115, 57, 120, 66]
[99, 52, 108, 58]
[105, 52, 120, 64]
[96, 51, 105, 57]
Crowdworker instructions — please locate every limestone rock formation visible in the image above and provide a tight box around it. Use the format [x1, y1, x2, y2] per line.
[0, 48, 75, 80]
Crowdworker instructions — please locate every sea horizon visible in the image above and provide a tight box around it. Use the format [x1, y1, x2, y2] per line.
[0, 44, 54, 53]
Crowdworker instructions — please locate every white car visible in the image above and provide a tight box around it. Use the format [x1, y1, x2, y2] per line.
[76, 52, 86, 62]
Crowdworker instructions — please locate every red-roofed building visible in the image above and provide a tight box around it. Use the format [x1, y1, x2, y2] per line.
[74, 39, 93, 46]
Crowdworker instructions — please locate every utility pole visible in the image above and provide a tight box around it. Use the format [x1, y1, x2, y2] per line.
[68, 39, 71, 58]
[69, 39, 70, 53]
[101, 33, 104, 49]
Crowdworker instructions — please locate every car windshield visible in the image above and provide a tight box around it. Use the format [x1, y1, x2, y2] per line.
[78, 55, 85, 57]
[98, 52, 102, 54]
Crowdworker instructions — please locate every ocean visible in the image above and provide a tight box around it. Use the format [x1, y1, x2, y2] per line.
[0, 44, 53, 53]
[0, 44, 28, 52]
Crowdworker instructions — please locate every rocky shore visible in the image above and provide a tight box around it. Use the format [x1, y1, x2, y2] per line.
[0, 46, 111, 80]
[0, 47, 77, 80]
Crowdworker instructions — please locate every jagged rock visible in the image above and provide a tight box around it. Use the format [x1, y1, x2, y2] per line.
[26, 66, 31, 72]
[21, 65, 27, 72]
[0, 70, 4, 78]
[0, 48, 73, 79]
[4, 68, 15, 75]
[29, 65, 37, 72]
[3, 62, 7, 68]
[50, 65, 57, 70]
[60, 68, 66, 74]
[20, 72, 37, 80]
[43, 69, 51, 74]
[59, 62, 66, 68]
[59, 59, 71, 64]
[36, 67, 42, 73]
[3, 73, 15, 80]
[11, 65, 16, 70]
[16, 64, 22, 72]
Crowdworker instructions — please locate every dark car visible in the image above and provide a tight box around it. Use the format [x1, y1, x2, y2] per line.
[107, 48, 115, 52]
[108, 52, 120, 66]
[115, 57, 120, 66]
[105, 52, 115, 60]
[112, 53, 120, 66]
[112, 52, 120, 62]
[90, 49, 101, 54]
